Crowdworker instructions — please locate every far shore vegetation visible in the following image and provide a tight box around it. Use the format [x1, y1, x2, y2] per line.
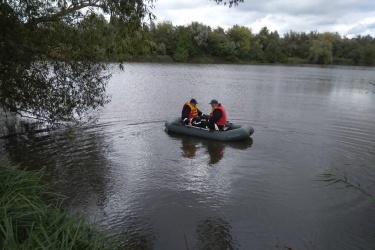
[83, 16, 375, 67]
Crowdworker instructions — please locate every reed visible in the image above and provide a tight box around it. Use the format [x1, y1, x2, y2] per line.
[0, 160, 116, 250]
[319, 171, 375, 202]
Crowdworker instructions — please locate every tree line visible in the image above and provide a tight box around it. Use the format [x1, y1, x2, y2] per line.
[79, 14, 375, 66]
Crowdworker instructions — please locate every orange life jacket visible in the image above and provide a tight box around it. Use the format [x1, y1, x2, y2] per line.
[183, 102, 199, 118]
[210, 105, 227, 126]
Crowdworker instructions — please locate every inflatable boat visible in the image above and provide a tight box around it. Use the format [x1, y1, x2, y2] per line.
[165, 117, 254, 141]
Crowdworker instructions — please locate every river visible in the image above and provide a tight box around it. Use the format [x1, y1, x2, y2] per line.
[1, 63, 375, 249]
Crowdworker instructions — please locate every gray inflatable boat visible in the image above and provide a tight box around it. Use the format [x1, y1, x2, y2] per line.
[165, 117, 254, 141]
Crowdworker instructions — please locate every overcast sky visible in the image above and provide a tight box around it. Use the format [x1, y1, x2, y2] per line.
[152, 0, 375, 38]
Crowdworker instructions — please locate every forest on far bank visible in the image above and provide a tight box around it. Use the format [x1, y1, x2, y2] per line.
[80, 14, 375, 66]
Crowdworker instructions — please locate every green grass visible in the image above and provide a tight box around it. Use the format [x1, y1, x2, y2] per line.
[0, 160, 116, 250]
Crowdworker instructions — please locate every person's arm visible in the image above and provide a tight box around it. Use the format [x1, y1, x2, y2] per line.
[209, 109, 222, 124]
[181, 105, 191, 124]
[198, 109, 208, 120]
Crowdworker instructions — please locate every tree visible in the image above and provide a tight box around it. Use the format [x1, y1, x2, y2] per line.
[341, 38, 361, 65]
[265, 41, 283, 63]
[320, 32, 341, 58]
[189, 22, 211, 48]
[77, 13, 112, 61]
[282, 31, 312, 59]
[264, 31, 285, 63]
[150, 21, 176, 56]
[253, 27, 286, 63]
[361, 44, 375, 66]
[308, 38, 333, 64]
[173, 26, 196, 62]
[0, 0, 155, 123]
[256, 26, 271, 51]
[207, 27, 236, 59]
[227, 25, 253, 59]
[248, 41, 264, 62]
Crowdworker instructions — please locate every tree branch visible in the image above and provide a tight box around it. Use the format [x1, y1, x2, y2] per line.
[1, 101, 56, 124]
[29, 1, 103, 24]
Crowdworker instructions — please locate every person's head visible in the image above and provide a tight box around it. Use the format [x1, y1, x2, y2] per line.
[209, 99, 219, 108]
[190, 98, 198, 107]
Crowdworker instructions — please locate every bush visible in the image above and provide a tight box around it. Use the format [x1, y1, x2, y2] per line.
[286, 57, 308, 64]
[0, 160, 116, 250]
[332, 57, 355, 65]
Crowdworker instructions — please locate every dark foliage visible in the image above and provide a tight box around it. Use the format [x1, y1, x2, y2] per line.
[0, 0, 155, 123]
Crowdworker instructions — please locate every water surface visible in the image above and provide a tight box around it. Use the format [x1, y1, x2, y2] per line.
[1, 63, 375, 249]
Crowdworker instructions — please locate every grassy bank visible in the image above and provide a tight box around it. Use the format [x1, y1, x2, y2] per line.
[0, 160, 115, 250]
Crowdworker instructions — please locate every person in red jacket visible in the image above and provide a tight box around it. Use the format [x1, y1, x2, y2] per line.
[207, 99, 227, 131]
[181, 99, 205, 127]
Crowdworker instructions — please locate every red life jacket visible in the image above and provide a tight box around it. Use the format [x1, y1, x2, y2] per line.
[183, 102, 199, 119]
[210, 105, 227, 125]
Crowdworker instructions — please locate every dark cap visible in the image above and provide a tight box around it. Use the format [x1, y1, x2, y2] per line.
[190, 99, 198, 104]
[209, 99, 218, 104]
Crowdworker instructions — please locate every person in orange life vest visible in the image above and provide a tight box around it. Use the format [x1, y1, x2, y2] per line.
[207, 99, 227, 131]
[181, 99, 205, 127]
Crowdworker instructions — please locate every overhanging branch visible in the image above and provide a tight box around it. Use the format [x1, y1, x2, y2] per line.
[29, 1, 103, 24]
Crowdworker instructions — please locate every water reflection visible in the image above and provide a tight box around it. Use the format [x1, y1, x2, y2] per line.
[203, 141, 225, 165]
[115, 217, 157, 250]
[170, 133, 253, 165]
[195, 217, 239, 250]
[0, 121, 112, 210]
[180, 136, 197, 159]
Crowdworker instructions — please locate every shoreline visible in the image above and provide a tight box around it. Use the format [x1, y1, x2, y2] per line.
[101, 55, 373, 68]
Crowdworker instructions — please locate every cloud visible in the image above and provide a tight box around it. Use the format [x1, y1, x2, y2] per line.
[235, 0, 375, 16]
[348, 24, 368, 34]
[368, 22, 375, 29]
[152, 0, 375, 37]
[347, 21, 375, 37]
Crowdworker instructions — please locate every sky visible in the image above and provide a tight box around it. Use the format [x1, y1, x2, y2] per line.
[152, 0, 375, 38]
